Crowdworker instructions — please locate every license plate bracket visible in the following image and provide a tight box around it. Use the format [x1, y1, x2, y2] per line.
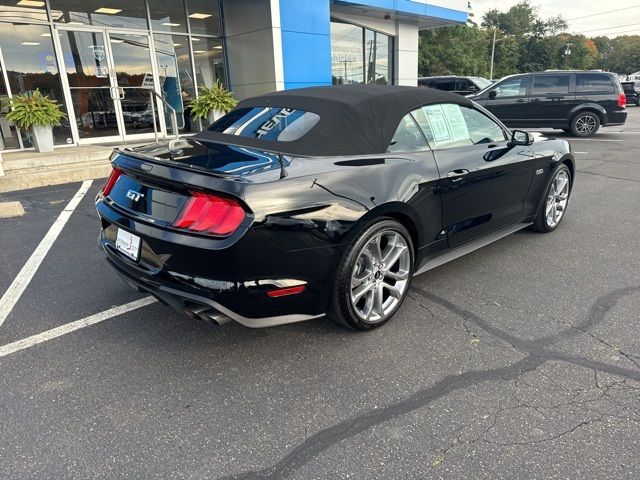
[115, 228, 141, 261]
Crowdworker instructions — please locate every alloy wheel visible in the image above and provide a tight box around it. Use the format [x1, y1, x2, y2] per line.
[545, 170, 570, 228]
[575, 115, 597, 135]
[349, 229, 411, 323]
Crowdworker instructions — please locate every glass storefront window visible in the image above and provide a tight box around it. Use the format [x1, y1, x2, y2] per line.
[192, 37, 225, 89]
[331, 20, 394, 85]
[0, 61, 21, 149]
[0, 22, 72, 147]
[331, 21, 364, 85]
[149, 0, 187, 34]
[154, 33, 197, 132]
[49, 0, 147, 29]
[186, 0, 221, 36]
[365, 29, 392, 85]
[0, 0, 48, 22]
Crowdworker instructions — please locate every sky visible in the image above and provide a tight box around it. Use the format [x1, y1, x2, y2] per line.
[472, 0, 640, 37]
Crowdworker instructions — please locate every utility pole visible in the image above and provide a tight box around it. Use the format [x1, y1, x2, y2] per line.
[489, 27, 496, 80]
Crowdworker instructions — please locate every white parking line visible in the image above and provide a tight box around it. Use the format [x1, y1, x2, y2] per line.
[0, 180, 93, 328]
[0, 296, 156, 358]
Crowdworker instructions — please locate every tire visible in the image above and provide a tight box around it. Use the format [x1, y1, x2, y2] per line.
[570, 111, 600, 137]
[328, 218, 414, 331]
[636, 98, 640, 107]
[531, 164, 572, 233]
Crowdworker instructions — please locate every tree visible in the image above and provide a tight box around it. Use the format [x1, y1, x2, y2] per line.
[419, 25, 489, 77]
[482, 1, 567, 37]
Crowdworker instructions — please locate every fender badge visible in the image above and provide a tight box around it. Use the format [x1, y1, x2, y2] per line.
[536, 169, 544, 175]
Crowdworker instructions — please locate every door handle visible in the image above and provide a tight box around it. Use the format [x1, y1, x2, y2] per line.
[447, 169, 469, 182]
[515, 99, 526, 103]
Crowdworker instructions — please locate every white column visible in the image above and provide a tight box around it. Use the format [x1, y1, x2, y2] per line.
[394, 19, 419, 86]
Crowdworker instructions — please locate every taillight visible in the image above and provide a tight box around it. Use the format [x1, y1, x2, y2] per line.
[102, 168, 122, 196]
[618, 93, 626, 109]
[173, 192, 245, 236]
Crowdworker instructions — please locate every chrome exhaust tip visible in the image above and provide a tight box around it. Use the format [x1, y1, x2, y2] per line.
[184, 305, 232, 326]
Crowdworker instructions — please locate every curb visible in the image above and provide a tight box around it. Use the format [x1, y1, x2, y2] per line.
[0, 201, 25, 219]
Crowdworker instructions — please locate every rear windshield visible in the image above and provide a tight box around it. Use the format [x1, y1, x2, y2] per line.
[208, 107, 320, 142]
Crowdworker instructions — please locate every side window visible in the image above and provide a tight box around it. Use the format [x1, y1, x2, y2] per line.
[436, 79, 454, 91]
[387, 114, 430, 153]
[492, 77, 528, 97]
[412, 103, 507, 150]
[455, 79, 471, 91]
[575, 74, 615, 93]
[531, 75, 570, 95]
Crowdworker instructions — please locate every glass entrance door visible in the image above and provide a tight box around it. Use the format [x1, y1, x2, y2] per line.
[107, 32, 159, 140]
[56, 27, 160, 144]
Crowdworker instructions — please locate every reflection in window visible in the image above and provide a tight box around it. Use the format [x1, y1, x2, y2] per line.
[154, 34, 197, 132]
[365, 29, 392, 85]
[531, 75, 570, 95]
[331, 21, 364, 85]
[208, 107, 320, 142]
[149, 0, 188, 33]
[0, 23, 72, 147]
[0, 61, 20, 149]
[332, 20, 394, 85]
[0, 0, 48, 22]
[192, 37, 226, 88]
[49, 0, 147, 29]
[186, 0, 222, 36]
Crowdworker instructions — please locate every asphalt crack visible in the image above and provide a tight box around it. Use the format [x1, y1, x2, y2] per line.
[223, 285, 640, 479]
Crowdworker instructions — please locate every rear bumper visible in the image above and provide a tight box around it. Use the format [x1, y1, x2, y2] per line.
[605, 110, 628, 126]
[97, 198, 342, 327]
[104, 246, 323, 328]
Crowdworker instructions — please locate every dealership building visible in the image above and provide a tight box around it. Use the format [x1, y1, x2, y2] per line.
[0, 0, 467, 152]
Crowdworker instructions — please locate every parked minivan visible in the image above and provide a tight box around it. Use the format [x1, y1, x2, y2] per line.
[418, 76, 493, 96]
[468, 71, 627, 136]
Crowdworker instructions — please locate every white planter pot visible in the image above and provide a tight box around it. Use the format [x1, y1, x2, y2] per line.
[207, 109, 224, 125]
[32, 125, 54, 153]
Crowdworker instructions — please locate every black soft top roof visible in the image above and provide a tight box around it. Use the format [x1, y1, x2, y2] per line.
[194, 84, 473, 156]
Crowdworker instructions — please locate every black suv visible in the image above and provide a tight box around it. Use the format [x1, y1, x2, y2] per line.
[418, 76, 493, 96]
[468, 71, 627, 136]
[622, 81, 640, 106]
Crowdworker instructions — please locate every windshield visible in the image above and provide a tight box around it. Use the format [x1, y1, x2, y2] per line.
[208, 107, 320, 142]
[472, 77, 493, 90]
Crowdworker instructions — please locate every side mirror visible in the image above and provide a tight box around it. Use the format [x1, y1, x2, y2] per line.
[511, 130, 533, 146]
[488, 90, 497, 100]
[468, 85, 478, 93]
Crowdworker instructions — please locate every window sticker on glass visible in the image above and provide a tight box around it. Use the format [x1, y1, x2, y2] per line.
[423, 104, 470, 147]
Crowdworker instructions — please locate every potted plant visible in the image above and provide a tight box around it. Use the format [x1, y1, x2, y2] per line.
[189, 81, 237, 125]
[6, 89, 66, 153]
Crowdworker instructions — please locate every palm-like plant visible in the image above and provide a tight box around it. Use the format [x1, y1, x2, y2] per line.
[6, 89, 66, 129]
[189, 81, 237, 120]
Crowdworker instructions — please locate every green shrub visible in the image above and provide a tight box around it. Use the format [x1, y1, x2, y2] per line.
[6, 89, 66, 129]
[189, 81, 237, 119]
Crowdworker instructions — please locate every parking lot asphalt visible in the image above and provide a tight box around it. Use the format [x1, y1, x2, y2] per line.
[1, 108, 639, 479]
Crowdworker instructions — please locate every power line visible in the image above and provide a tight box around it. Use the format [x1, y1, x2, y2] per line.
[583, 27, 640, 37]
[572, 21, 640, 34]
[567, 4, 640, 21]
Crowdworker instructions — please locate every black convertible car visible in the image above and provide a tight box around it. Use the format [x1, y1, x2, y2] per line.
[96, 85, 574, 330]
